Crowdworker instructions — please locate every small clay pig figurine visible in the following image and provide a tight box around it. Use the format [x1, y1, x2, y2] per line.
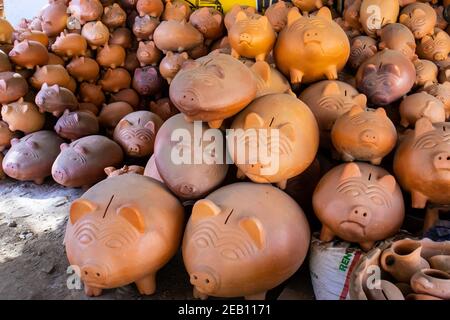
[54, 110, 100, 141]
[229, 12, 276, 62]
[394, 119, 450, 209]
[274, 7, 350, 84]
[228, 94, 319, 190]
[342, 0, 362, 31]
[417, 28, 450, 62]
[359, 0, 399, 37]
[414, 59, 438, 87]
[356, 49, 416, 106]
[30, 65, 72, 90]
[299, 80, 367, 147]
[422, 82, 450, 118]
[154, 114, 228, 200]
[170, 52, 257, 129]
[8, 40, 49, 69]
[104, 165, 145, 178]
[64, 174, 184, 296]
[98, 101, 134, 133]
[102, 3, 127, 29]
[292, 0, 324, 13]
[51, 32, 88, 58]
[245, 61, 293, 98]
[149, 98, 179, 121]
[81, 21, 110, 49]
[133, 15, 159, 41]
[113, 111, 163, 157]
[132, 66, 164, 96]
[52, 135, 124, 188]
[349, 36, 378, 70]
[153, 20, 204, 53]
[331, 106, 397, 165]
[17, 30, 49, 47]
[159, 51, 190, 84]
[96, 44, 126, 69]
[137, 41, 162, 67]
[66, 57, 100, 82]
[183, 182, 310, 300]
[99, 68, 131, 93]
[40, 1, 68, 37]
[110, 88, 140, 110]
[2, 131, 64, 184]
[0, 72, 29, 104]
[0, 18, 14, 44]
[79, 83, 105, 106]
[110, 27, 133, 49]
[68, 0, 103, 24]
[0, 120, 14, 151]
[162, 0, 192, 22]
[399, 2, 436, 39]
[378, 23, 417, 61]
[189, 7, 224, 42]
[313, 162, 405, 251]
[264, 0, 293, 32]
[399, 92, 446, 127]
[137, 0, 164, 18]
[35, 83, 78, 117]
[1, 98, 45, 134]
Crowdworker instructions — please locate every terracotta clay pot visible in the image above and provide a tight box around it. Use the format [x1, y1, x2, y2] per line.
[380, 239, 430, 283]
[81, 21, 110, 49]
[417, 28, 450, 62]
[421, 82, 450, 118]
[349, 36, 378, 70]
[313, 162, 405, 251]
[366, 280, 405, 300]
[68, 0, 104, 24]
[109, 28, 133, 49]
[40, 1, 68, 37]
[52, 135, 123, 188]
[0, 18, 14, 44]
[410, 269, 450, 300]
[182, 182, 310, 300]
[406, 293, 443, 300]
[104, 165, 145, 178]
[97, 44, 126, 69]
[99, 68, 131, 93]
[98, 101, 134, 132]
[159, 51, 190, 84]
[35, 83, 79, 117]
[399, 2, 436, 39]
[149, 98, 179, 121]
[414, 59, 438, 87]
[2, 130, 63, 184]
[189, 7, 224, 41]
[30, 65, 72, 91]
[54, 110, 99, 141]
[378, 23, 416, 61]
[153, 20, 204, 53]
[133, 15, 159, 41]
[79, 82, 105, 106]
[162, 0, 191, 22]
[132, 66, 164, 96]
[399, 92, 446, 127]
[0, 120, 14, 151]
[0, 72, 29, 104]
[137, 0, 164, 18]
[393, 119, 450, 209]
[1, 98, 45, 134]
[429, 255, 450, 273]
[110, 88, 140, 110]
[66, 57, 100, 82]
[102, 3, 127, 29]
[359, 0, 399, 37]
[265, 0, 293, 33]
[64, 174, 184, 296]
[137, 41, 162, 67]
[52, 32, 88, 58]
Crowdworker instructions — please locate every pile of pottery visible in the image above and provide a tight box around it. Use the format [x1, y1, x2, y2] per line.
[0, 0, 449, 300]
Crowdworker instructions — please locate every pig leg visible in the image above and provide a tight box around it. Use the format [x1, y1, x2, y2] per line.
[84, 284, 102, 297]
[289, 68, 304, 84]
[236, 168, 246, 180]
[325, 65, 338, 80]
[359, 241, 375, 252]
[320, 226, 335, 242]
[208, 120, 223, 129]
[135, 274, 156, 295]
[231, 48, 241, 60]
[370, 158, 382, 166]
[423, 207, 440, 232]
[245, 291, 266, 300]
[411, 191, 428, 209]
[276, 180, 287, 190]
[341, 152, 355, 162]
[193, 287, 208, 300]
[34, 178, 45, 185]
[400, 117, 409, 128]
[255, 53, 267, 62]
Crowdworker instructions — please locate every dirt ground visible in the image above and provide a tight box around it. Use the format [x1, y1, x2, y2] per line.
[0, 178, 314, 300]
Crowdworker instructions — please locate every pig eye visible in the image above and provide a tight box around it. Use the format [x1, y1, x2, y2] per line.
[345, 190, 361, 197]
[370, 195, 385, 207]
[221, 249, 239, 260]
[123, 133, 133, 140]
[105, 239, 123, 249]
[79, 234, 93, 245]
[195, 238, 209, 248]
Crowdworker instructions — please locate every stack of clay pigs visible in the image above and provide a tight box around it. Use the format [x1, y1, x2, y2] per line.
[0, 0, 449, 300]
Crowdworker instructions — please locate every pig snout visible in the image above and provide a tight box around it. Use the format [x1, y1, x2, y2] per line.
[81, 264, 108, 285]
[434, 152, 450, 170]
[178, 183, 197, 197]
[128, 144, 141, 155]
[347, 206, 371, 227]
[52, 168, 67, 184]
[434, 52, 446, 61]
[190, 267, 219, 294]
[239, 33, 253, 44]
[413, 30, 424, 39]
[35, 96, 45, 105]
[303, 29, 322, 45]
[4, 162, 19, 175]
[359, 129, 378, 145]
[177, 90, 200, 109]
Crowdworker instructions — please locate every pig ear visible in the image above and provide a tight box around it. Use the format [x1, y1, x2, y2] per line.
[213, 13, 222, 24]
[26, 140, 38, 149]
[191, 199, 221, 222]
[421, 35, 432, 44]
[278, 122, 296, 142]
[381, 64, 401, 78]
[21, 104, 29, 113]
[369, 45, 378, 54]
[407, 42, 416, 50]
[352, 94, 367, 108]
[60, 143, 69, 151]
[144, 120, 155, 132]
[363, 64, 377, 77]
[235, 11, 248, 23]
[0, 80, 6, 90]
[166, 51, 173, 57]
[375, 107, 387, 117]
[244, 112, 265, 129]
[117, 205, 146, 233]
[423, 81, 434, 89]
[259, 16, 270, 30]
[340, 163, 362, 181]
[287, 7, 301, 27]
[206, 64, 225, 79]
[181, 60, 199, 70]
[399, 13, 409, 24]
[378, 41, 386, 50]
[349, 105, 365, 117]
[412, 8, 426, 18]
[316, 7, 332, 21]
[70, 199, 98, 224]
[322, 82, 340, 96]
[422, 101, 444, 120]
[180, 52, 189, 60]
[239, 217, 264, 250]
[251, 61, 271, 83]
[353, 39, 362, 47]
[415, 117, 435, 137]
[104, 166, 116, 176]
[74, 145, 88, 155]
[377, 175, 397, 194]
[117, 119, 132, 128]
[10, 137, 20, 145]
[42, 82, 48, 90]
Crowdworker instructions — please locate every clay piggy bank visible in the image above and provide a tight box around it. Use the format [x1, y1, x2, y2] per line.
[342, 0, 362, 31]
[349, 36, 378, 70]
[399, 92, 446, 127]
[0, 50, 12, 72]
[414, 59, 438, 87]
[422, 82, 450, 118]
[274, 7, 350, 84]
[137, 0, 164, 18]
[378, 23, 417, 60]
[0, 18, 14, 44]
[162, 0, 191, 22]
[113, 111, 163, 157]
[110, 89, 140, 110]
[2, 131, 63, 184]
[228, 94, 319, 190]
[356, 50, 416, 106]
[359, 0, 400, 37]
[110, 28, 133, 49]
[154, 114, 228, 199]
[126, 53, 143, 73]
[98, 101, 134, 133]
[54, 110, 99, 141]
[0, 72, 29, 104]
[81, 21, 110, 49]
[399, 2, 436, 39]
[8, 40, 49, 69]
[137, 41, 162, 67]
[99, 68, 131, 93]
[182, 182, 310, 300]
[17, 30, 49, 47]
[153, 20, 204, 53]
[313, 162, 405, 251]
[132, 66, 164, 96]
[224, 5, 256, 30]
[292, 0, 324, 13]
[96, 44, 126, 69]
[40, 1, 68, 36]
[189, 7, 224, 42]
[66, 57, 100, 82]
[133, 15, 159, 41]
[170, 53, 257, 128]
[47, 53, 65, 66]
[394, 119, 450, 208]
[331, 106, 397, 165]
[68, 0, 103, 24]
[159, 51, 190, 84]
[417, 28, 450, 61]
[245, 61, 293, 98]
[30, 65, 72, 90]
[0, 120, 14, 151]
[52, 135, 124, 188]
[51, 32, 87, 58]
[149, 98, 179, 121]
[79, 83, 105, 106]
[299, 80, 367, 148]
[265, 0, 293, 32]
[1, 99, 45, 134]
[102, 3, 127, 29]
[64, 174, 184, 296]
[35, 83, 78, 117]
[104, 165, 145, 178]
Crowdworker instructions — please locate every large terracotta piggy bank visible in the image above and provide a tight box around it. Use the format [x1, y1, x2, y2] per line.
[228, 94, 319, 190]
[68, 0, 103, 24]
[189, 7, 224, 42]
[8, 40, 49, 69]
[399, 2, 436, 39]
[2, 131, 63, 184]
[399, 92, 446, 127]
[153, 20, 203, 53]
[52, 135, 124, 188]
[393, 118, 450, 208]
[159, 51, 190, 84]
[359, 0, 399, 37]
[417, 28, 450, 62]
[64, 174, 184, 296]
[35, 83, 78, 117]
[51, 33, 87, 58]
[0, 120, 14, 151]
[378, 23, 416, 61]
[313, 162, 405, 251]
[331, 106, 397, 165]
[356, 49, 416, 106]
[274, 7, 350, 84]
[182, 182, 310, 300]
[349, 36, 378, 70]
[169, 52, 257, 129]
[113, 111, 163, 157]
[54, 110, 99, 141]
[154, 114, 228, 200]
[1, 99, 45, 134]
[229, 12, 276, 62]
[299, 80, 367, 148]
[66, 57, 100, 82]
[81, 21, 110, 49]
[40, 1, 68, 37]
[0, 72, 28, 104]
[0, 18, 14, 44]
[414, 59, 438, 87]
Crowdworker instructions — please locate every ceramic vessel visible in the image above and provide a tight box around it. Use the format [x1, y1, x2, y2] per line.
[410, 269, 450, 299]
